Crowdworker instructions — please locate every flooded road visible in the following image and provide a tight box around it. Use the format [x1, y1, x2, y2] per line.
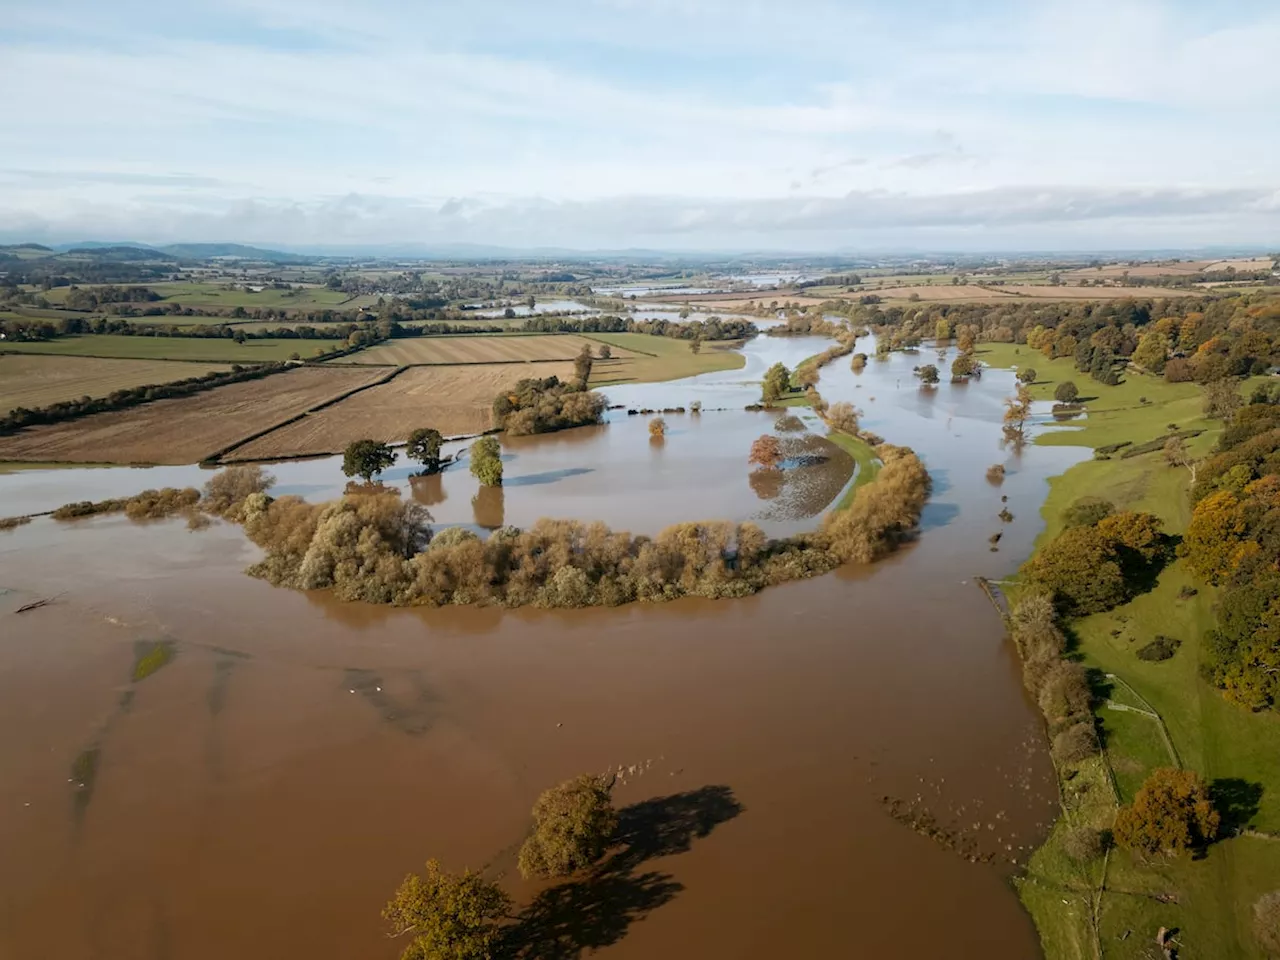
[0, 337, 1087, 959]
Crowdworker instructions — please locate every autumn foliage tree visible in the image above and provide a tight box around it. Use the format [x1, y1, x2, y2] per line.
[1113, 768, 1220, 856]
[517, 774, 618, 880]
[748, 435, 782, 468]
[382, 860, 511, 960]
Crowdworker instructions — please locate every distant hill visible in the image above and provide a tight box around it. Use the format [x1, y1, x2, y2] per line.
[65, 245, 176, 262]
[157, 243, 307, 263]
[0, 242, 53, 252]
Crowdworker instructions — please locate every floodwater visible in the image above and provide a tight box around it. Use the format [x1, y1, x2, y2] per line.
[0, 336, 1089, 960]
[465, 299, 597, 318]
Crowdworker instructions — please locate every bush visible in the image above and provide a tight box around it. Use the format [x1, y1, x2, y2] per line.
[826, 401, 860, 435]
[1054, 381, 1079, 403]
[1136, 636, 1181, 661]
[1063, 496, 1115, 528]
[1062, 826, 1110, 863]
[1255, 890, 1280, 957]
[518, 774, 618, 879]
[986, 463, 1006, 484]
[1113, 767, 1220, 856]
[649, 417, 667, 438]
[1052, 721, 1098, 765]
[1038, 661, 1093, 727]
[202, 465, 275, 520]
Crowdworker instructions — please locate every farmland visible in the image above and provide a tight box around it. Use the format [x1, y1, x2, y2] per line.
[231, 361, 575, 459]
[0, 334, 342, 362]
[38, 280, 366, 312]
[342, 333, 632, 366]
[583, 332, 746, 384]
[0, 365, 386, 464]
[0, 355, 230, 415]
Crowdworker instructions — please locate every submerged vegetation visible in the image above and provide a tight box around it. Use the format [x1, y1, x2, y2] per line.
[493, 375, 606, 437]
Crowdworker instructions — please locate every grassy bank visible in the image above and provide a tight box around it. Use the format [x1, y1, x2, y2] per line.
[983, 347, 1280, 959]
[825, 428, 881, 508]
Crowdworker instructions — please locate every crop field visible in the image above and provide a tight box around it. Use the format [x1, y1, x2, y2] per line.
[232, 361, 575, 459]
[582, 332, 745, 384]
[341, 334, 632, 366]
[0, 355, 231, 415]
[0, 366, 386, 465]
[0, 334, 343, 362]
[37, 281, 364, 312]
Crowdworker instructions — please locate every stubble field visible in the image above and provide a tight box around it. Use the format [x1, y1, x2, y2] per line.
[343, 334, 633, 366]
[0, 355, 231, 415]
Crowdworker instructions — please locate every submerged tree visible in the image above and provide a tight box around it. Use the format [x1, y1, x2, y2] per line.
[649, 417, 667, 439]
[761, 362, 791, 404]
[916, 364, 940, 385]
[1017, 367, 1037, 384]
[469, 436, 503, 487]
[1003, 383, 1033, 446]
[382, 859, 512, 960]
[343, 439, 397, 482]
[406, 427, 444, 475]
[748, 434, 783, 469]
[517, 773, 618, 880]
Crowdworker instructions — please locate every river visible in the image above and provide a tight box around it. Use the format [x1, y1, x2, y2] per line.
[0, 334, 1088, 959]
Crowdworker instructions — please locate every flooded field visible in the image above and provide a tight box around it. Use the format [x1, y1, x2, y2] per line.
[0, 335, 1089, 959]
[465, 299, 597, 318]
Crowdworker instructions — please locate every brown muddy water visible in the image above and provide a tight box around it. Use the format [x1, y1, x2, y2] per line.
[0, 336, 1088, 959]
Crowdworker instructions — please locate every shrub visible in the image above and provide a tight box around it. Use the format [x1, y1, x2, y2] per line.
[1113, 767, 1220, 856]
[518, 774, 618, 879]
[826, 401, 860, 435]
[1136, 636, 1181, 661]
[1063, 496, 1115, 528]
[649, 417, 667, 438]
[1052, 722, 1098, 765]
[1037, 661, 1093, 727]
[1062, 826, 1110, 863]
[986, 463, 1006, 484]
[202, 465, 275, 520]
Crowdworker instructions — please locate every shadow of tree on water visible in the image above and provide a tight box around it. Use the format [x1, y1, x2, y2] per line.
[502, 785, 744, 959]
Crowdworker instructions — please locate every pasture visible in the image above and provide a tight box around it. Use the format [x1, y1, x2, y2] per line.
[231, 361, 576, 459]
[583, 332, 745, 384]
[0, 355, 231, 415]
[0, 334, 343, 362]
[341, 333, 630, 366]
[0, 366, 387, 464]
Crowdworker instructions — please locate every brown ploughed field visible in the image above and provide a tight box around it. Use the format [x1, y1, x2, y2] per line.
[0, 355, 231, 415]
[230, 361, 575, 459]
[343, 334, 633, 366]
[0, 366, 387, 465]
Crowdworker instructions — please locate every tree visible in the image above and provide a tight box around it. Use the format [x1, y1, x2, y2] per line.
[597, 344, 611, 360]
[1255, 890, 1280, 957]
[950, 354, 975, 379]
[1090, 345, 1117, 385]
[343, 439, 396, 482]
[1023, 525, 1127, 614]
[1017, 367, 1037, 384]
[749, 434, 782, 468]
[406, 428, 444, 474]
[826, 401, 860, 435]
[382, 859, 511, 960]
[761, 362, 791, 404]
[1003, 383, 1033, 445]
[1164, 357, 1194, 382]
[1182, 489, 1251, 584]
[917, 364, 940, 385]
[1054, 381, 1079, 404]
[573, 345, 593, 386]
[1163, 435, 1198, 483]
[649, 417, 667, 438]
[469, 436, 502, 487]
[1132, 331, 1169, 374]
[957, 326, 976, 353]
[1113, 767, 1220, 856]
[517, 774, 618, 879]
[202, 465, 275, 520]
[689, 338, 702, 355]
[1204, 378, 1243, 420]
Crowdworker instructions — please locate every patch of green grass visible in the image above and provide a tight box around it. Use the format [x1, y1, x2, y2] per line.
[1006, 353, 1280, 957]
[583, 332, 744, 385]
[0, 334, 342, 362]
[825, 430, 881, 508]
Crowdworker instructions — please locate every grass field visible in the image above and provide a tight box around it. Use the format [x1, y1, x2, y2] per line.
[38, 281, 359, 311]
[341, 333, 628, 366]
[825, 429, 881, 508]
[582, 333, 745, 384]
[231, 361, 576, 459]
[0, 355, 231, 415]
[981, 347, 1280, 959]
[0, 334, 342, 362]
[0, 366, 386, 465]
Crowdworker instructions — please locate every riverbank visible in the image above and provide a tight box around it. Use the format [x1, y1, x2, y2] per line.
[980, 345, 1280, 959]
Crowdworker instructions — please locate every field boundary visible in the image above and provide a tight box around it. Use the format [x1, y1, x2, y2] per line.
[206, 366, 408, 463]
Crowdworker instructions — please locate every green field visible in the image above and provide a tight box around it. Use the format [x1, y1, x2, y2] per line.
[38, 281, 360, 312]
[983, 347, 1280, 959]
[825, 429, 881, 507]
[0, 334, 342, 362]
[583, 332, 745, 384]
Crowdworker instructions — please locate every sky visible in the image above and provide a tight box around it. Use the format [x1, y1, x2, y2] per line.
[1, 0, 1278, 252]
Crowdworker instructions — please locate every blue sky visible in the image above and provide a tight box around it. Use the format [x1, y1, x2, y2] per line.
[1, 0, 1278, 251]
